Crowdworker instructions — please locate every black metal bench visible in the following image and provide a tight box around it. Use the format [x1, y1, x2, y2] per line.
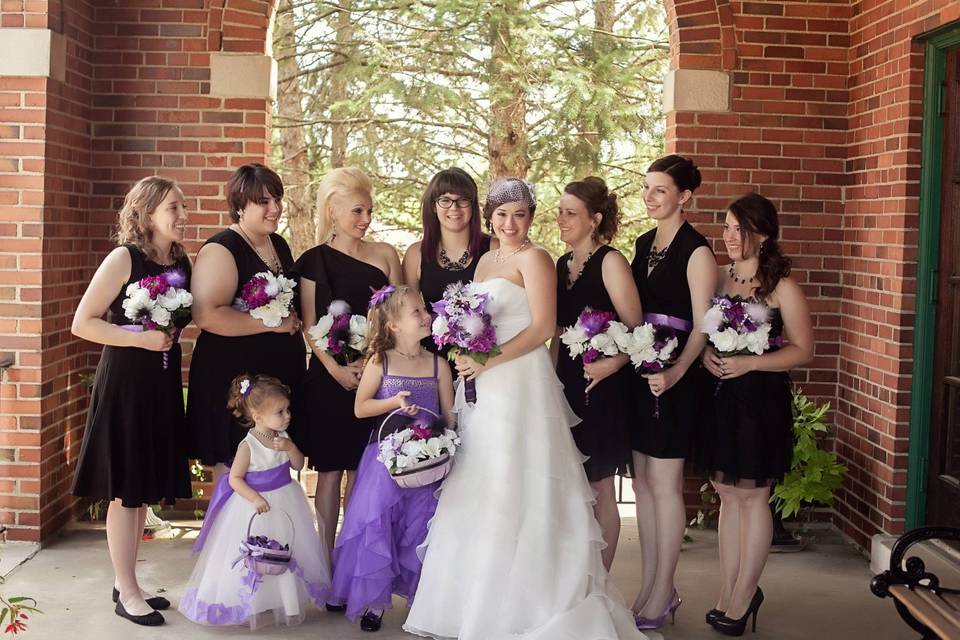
[871, 527, 960, 639]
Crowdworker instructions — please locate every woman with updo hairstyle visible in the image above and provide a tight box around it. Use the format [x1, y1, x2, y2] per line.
[628, 154, 718, 630]
[187, 163, 305, 479]
[292, 167, 401, 576]
[699, 193, 813, 635]
[552, 176, 642, 571]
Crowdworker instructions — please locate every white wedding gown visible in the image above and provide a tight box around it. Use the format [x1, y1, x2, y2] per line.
[404, 278, 647, 640]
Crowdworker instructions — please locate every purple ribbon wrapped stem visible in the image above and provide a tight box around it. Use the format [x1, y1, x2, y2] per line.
[116, 324, 183, 369]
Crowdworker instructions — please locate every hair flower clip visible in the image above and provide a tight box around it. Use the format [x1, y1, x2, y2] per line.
[368, 285, 397, 309]
[239, 378, 251, 396]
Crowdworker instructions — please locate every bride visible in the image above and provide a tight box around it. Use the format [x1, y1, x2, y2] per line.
[404, 179, 646, 640]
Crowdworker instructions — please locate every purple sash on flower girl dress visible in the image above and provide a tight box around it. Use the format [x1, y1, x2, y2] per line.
[192, 462, 292, 554]
[642, 312, 692, 333]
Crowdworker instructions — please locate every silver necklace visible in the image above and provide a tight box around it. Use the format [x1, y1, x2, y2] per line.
[394, 347, 423, 359]
[494, 238, 530, 264]
[236, 224, 280, 273]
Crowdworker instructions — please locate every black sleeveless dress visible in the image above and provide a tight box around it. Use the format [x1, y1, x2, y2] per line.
[708, 300, 793, 486]
[419, 236, 492, 360]
[630, 221, 713, 459]
[556, 245, 633, 482]
[71, 245, 193, 507]
[186, 229, 306, 465]
[292, 244, 389, 472]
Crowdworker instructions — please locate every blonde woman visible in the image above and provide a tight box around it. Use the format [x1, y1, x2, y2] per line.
[71, 176, 193, 626]
[292, 167, 401, 586]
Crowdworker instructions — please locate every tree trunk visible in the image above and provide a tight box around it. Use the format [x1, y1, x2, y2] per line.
[275, 0, 315, 257]
[571, 0, 614, 179]
[328, 0, 353, 170]
[486, 2, 530, 179]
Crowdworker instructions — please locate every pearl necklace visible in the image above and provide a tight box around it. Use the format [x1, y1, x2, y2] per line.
[494, 238, 530, 264]
[252, 427, 281, 440]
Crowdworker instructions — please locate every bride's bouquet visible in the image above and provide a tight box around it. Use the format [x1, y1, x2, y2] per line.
[121, 268, 193, 369]
[233, 271, 296, 328]
[622, 322, 680, 418]
[377, 417, 460, 489]
[559, 308, 625, 404]
[703, 295, 783, 392]
[431, 282, 500, 404]
[307, 300, 368, 364]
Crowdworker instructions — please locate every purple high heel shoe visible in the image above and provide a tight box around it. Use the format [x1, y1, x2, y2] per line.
[635, 589, 682, 630]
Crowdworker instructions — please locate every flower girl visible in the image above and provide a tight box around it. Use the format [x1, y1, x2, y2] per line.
[180, 375, 331, 629]
[329, 285, 455, 632]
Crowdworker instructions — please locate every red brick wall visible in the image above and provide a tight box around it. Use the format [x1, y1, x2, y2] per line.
[666, 0, 960, 549]
[838, 0, 960, 545]
[0, 0, 278, 542]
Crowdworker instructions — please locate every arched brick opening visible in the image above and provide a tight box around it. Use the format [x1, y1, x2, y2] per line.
[0, 0, 280, 542]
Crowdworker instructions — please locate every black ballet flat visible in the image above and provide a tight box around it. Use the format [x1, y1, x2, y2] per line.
[115, 600, 165, 626]
[705, 608, 725, 625]
[325, 602, 347, 613]
[112, 587, 170, 610]
[360, 610, 383, 632]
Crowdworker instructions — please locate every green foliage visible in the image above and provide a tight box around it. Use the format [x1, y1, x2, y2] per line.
[273, 0, 666, 257]
[689, 481, 719, 529]
[772, 392, 847, 520]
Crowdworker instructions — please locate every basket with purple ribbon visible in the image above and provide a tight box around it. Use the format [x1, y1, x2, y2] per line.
[375, 407, 460, 489]
[233, 510, 295, 576]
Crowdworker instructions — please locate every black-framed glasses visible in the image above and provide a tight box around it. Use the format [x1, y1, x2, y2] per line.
[436, 196, 472, 209]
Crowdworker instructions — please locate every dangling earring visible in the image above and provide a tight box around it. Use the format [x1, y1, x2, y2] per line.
[591, 228, 598, 242]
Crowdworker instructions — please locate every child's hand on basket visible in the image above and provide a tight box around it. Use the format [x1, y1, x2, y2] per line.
[253, 495, 270, 514]
[395, 390, 418, 416]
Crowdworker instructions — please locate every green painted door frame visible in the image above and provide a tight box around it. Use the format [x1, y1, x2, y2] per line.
[906, 23, 960, 530]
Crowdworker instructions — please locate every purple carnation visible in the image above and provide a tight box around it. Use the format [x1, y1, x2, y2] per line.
[579, 309, 615, 338]
[239, 275, 272, 309]
[139, 274, 171, 298]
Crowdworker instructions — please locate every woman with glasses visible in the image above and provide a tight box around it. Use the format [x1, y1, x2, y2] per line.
[402, 168, 496, 360]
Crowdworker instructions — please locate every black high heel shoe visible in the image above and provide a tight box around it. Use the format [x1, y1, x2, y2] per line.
[360, 610, 383, 632]
[326, 602, 348, 613]
[705, 608, 725, 625]
[712, 587, 764, 636]
[114, 600, 165, 626]
[111, 587, 170, 611]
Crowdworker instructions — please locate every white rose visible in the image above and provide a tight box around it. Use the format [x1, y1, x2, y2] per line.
[309, 314, 335, 342]
[176, 290, 193, 308]
[348, 315, 368, 350]
[590, 333, 619, 357]
[744, 324, 771, 355]
[432, 315, 449, 338]
[394, 454, 413, 469]
[658, 337, 679, 361]
[710, 327, 740, 353]
[149, 305, 171, 328]
[560, 326, 588, 356]
[606, 321, 632, 352]
[156, 290, 181, 311]
[702, 306, 725, 334]
[629, 324, 656, 353]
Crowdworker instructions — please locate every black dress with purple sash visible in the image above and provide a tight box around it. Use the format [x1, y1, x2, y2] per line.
[629, 221, 713, 459]
[71, 244, 193, 507]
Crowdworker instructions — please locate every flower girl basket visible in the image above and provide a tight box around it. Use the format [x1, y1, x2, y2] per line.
[235, 509, 295, 576]
[377, 407, 453, 490]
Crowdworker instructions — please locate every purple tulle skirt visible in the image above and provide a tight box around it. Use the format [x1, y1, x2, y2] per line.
[330, 442, 439, 622]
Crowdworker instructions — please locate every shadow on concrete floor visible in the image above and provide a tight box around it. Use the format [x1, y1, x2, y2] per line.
[5, 518, 906, 640]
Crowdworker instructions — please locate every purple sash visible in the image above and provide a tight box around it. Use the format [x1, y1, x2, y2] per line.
[643, 312, 692, 333]
[192, 462, 293, 554]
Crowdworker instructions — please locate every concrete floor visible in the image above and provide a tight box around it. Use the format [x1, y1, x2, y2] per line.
[5, 518, 909, 640]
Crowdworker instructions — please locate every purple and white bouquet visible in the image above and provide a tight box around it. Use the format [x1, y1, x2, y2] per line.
[622, 322, 681, 418]
[121, 268, 193, 368]
[703, 296, 782, 357]
[431, 282, 501, 404]
[559, 308, 627, 404]
[377, 419, 460, 477]
[233, 271, 296, 328]
[307, 300, 368, 365]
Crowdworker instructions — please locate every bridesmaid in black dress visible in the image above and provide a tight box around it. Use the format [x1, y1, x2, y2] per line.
[629, 155, 718, 630]
[71, 177, 192, 626]
[401, 167, 495, 363]
[187, 164, 305, 475]
[294, 167, 401, 564]
[700, 193, 813, 636]
[553, 177, 642, 572]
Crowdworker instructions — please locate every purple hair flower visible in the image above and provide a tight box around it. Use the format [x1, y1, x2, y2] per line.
[368, 284, 397, 309]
